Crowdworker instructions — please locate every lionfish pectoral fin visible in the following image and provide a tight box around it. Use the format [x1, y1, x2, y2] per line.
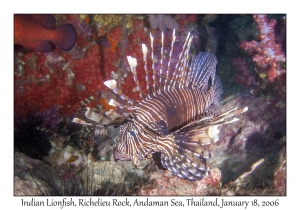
[72, 117, 92, 126]
[178, 106, 248, 135]
[175, 117, 211, 133]
[161, 148, 208, 180]
[217, 106, 248, 118]
[206, 106, 248, 127]
[175, 129, 217, 145]
[85, 107, 104, 123]
[152, 152, 168, 170]
[159, 135, 211, 180]
[158, 120, 170, 136]
[175, 138, 212, 159]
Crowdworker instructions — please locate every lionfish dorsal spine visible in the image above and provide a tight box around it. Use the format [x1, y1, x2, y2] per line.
[179, 34, 193, 89]
[127, 55, 145, 99]
[149, 33, 158, 93]
[80, 96, 95, 107]
[164, 29, 176, 90]
[170, 32, 192, 89]
[142, 43, 150, 93]
[67, 95, 95, 118]
[103, 79, 136, 111]
[159, 31, 164, 88]
[170, 32, 188, 87]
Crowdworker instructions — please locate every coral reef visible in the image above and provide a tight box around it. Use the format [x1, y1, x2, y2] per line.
[136, 168, 222, 196]
[208, 90, 286, 195]
[14, 152, 126, 195]
[240, 15, 286, 83]
[231, 57, 258, 87]
[14, 14, 286, 196]
[14, 14, 203, 116]
[148, 15, 179, 31]
[14, 150, 150, 196]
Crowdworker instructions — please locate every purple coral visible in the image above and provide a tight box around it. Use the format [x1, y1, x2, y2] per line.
[148, 15, 179, 31]
[38, 105, 64, 130]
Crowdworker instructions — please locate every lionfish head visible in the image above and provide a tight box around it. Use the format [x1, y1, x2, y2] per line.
[113, 121, 142, 165]
[112, 141, 131, 161]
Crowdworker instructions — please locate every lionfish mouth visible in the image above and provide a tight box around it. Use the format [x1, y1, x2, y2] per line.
[73, 29, 248, 181]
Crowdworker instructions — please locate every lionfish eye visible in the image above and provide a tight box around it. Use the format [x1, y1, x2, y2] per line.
[129, 131, 136, 136]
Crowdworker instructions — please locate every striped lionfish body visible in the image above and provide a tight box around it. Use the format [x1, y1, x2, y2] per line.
[74, 30, 247, 180]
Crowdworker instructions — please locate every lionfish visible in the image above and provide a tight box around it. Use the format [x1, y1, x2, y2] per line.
[73, 30, 248, 180]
